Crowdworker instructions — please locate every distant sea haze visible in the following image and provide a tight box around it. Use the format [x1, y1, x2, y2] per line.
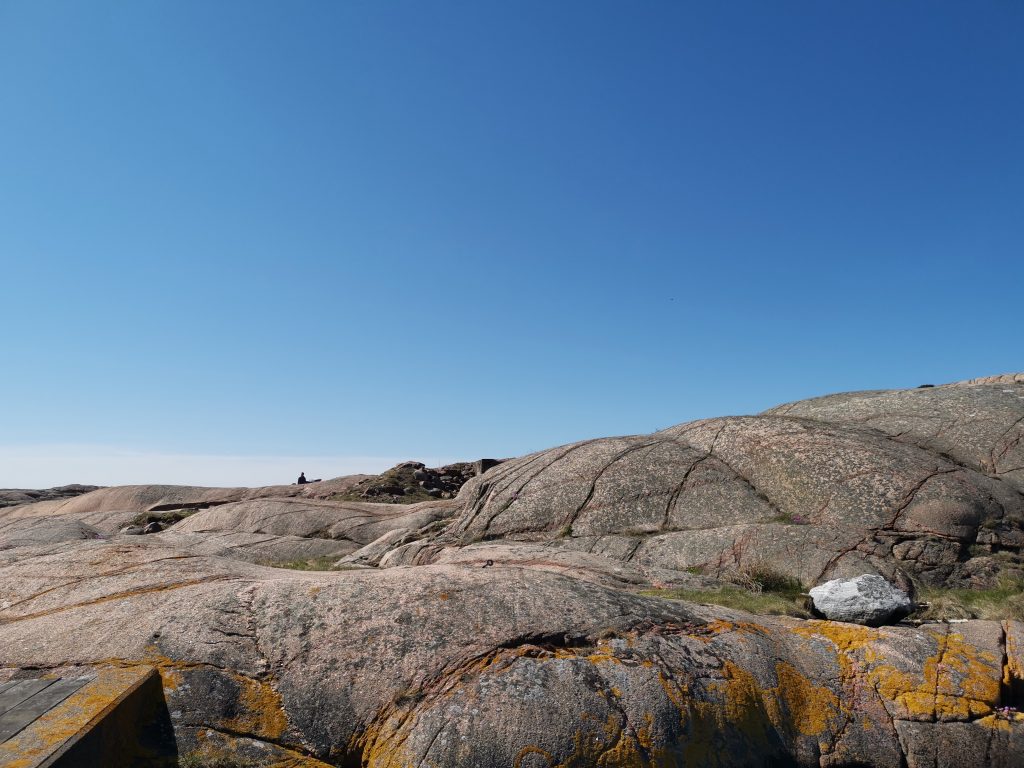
[0, 445, 457, 489]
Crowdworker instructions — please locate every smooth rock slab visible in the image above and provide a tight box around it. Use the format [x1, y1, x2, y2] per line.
[810, 573, 913, 626]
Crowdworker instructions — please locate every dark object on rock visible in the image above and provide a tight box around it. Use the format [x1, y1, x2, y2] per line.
[482, 559, 494, 568]
[809, 574, 913, 626]
[917, 384, 935, 388]
[474, 459, 502, 476]
[119, 526, 145, 536]
[142, 521, 163, 534]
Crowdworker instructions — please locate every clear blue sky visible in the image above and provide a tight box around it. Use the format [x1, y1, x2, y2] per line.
[1, 1, 1022, 486]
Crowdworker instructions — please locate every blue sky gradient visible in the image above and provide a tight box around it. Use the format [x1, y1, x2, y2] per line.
[1, 2, 1022, 486]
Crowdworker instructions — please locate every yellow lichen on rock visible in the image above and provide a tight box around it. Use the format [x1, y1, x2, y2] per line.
[792, 620, 881, 652]
[888, 630, 1001, 720]
[792, 622, 1003, 722]
[223, 673, 290, 740]
[773, 661, 841, 737]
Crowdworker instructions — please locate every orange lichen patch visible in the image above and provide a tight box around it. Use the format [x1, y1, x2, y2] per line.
[358, 711, 417, 768]
[715, 659, 841, 739]
[794, 623, 1002, 722]
[792, 621, 881, 652]
[773, 661, 841, 736]
[185, 734, 334, 768]
[977, 711, 1024, 732]
[653, 665, 689, 720]
[581, 647, 623, 666]
[682, 692, 771, 766]
[718, 661, 768, 731]
[1004, 621, 1024, 686]
[700, 618, 772, 639]
[223, 673, 290, 740]
[133, 650, 289, 740]
[881, 631, 1002, 720]
[438, 592, 450, 600]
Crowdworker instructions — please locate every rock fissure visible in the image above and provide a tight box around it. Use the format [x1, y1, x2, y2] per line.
[558, 439, 666, 532]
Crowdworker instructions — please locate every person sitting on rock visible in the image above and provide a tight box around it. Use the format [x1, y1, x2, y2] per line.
[297, 472, 308, 484]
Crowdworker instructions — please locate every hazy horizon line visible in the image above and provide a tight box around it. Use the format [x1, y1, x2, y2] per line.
[0, 443, 458, 489]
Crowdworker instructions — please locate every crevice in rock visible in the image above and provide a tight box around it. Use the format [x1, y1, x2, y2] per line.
[147, 500, 234, 513]
[185, 722, 321, 762]
[991, 414, 1024, 472]
[557, 439, 666, 533]
[0, 575, 238, 626]
[1000, 621, 1024, 710]
[467, 440, 602, 537]
[660, 454, 713, 531]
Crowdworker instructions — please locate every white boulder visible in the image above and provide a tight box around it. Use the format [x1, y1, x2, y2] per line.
[809, 574, 913, 626]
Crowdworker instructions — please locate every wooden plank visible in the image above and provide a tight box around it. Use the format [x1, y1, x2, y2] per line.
[0, 677, 91, 743]
[0, 666, 160, 767]
[0, 679, 55, 719]
[0, 681, 19, 696]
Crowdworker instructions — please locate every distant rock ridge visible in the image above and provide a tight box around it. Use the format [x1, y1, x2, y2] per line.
[0, 484, 100, 509]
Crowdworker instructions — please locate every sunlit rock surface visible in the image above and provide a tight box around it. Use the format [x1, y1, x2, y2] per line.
[2, 373, 1023, 766]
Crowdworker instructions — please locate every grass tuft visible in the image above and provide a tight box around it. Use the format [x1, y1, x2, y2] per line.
[915, 576, 1024, 622]
[643, 564, 808, 617]
[255, 556, 360, 571]
[641, 585, 811, 618]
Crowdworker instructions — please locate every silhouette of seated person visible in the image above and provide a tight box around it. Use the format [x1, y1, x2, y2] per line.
[296, 472, 321, 484]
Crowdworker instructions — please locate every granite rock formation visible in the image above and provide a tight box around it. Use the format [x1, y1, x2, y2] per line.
[1, 373, 1023, 766]
[0, 484, 100, 509]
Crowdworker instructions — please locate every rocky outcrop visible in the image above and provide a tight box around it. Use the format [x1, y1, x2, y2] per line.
[332, 460, 503, 503]
[2, 374, 1024, 765]
[2, 539, 1024, 767]
[173, 496, 456, 548]
[440, 409, 1024, 590]
[0, 475, 371, 533]
[766, 374, 1024, 492]
[0, 484, 100, 509]
[0, 515, 104, 549]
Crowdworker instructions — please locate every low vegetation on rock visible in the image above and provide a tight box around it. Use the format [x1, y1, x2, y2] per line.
[329, 461, 490, 504]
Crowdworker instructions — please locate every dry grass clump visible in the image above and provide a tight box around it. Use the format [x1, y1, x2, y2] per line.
[915, 576, 1024, 622]
[641, 585, 812, 618]
[643, 563, 810, 618]
[255, 556, 361, 572]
